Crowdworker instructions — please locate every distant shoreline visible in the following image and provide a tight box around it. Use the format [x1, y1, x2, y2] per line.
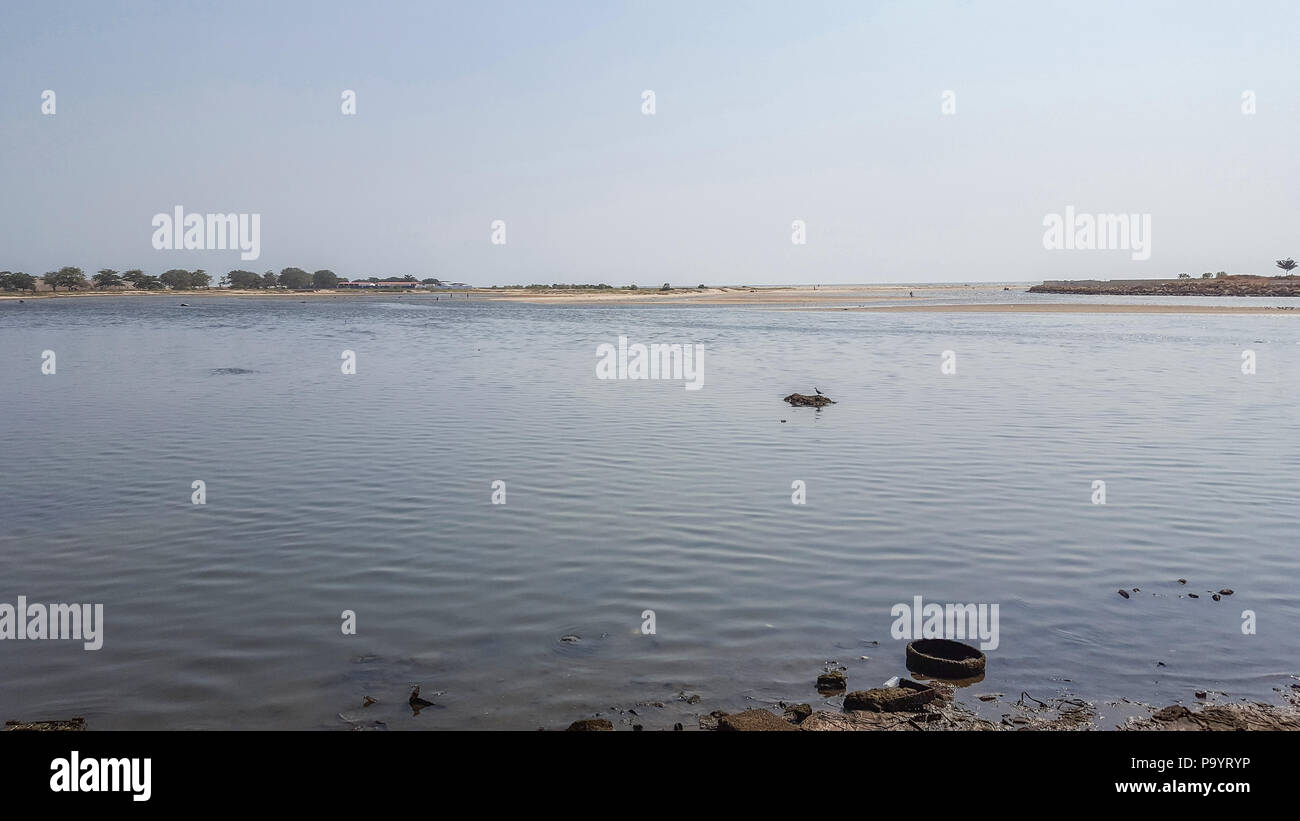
[8, 284, 1300, 314]
[1030, 276, 1300, 297]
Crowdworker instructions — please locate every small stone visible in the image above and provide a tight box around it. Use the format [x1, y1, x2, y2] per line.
[686, 694, 700, 704]
[1177, 579, 1187, 584]
[1212, 594, 1221, 601]
[1219, 589, 1234, 596]
[362, 696, 376, 707]
[1195, 691, 1207, 699]
[1117, 589, 1130, 599]
[1189, 593, 1199, 599]
[673, 723, 683, 731]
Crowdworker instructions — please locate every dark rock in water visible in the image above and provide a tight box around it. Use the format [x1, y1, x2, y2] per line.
[784, 392, 835, 407]
[673, 722, 683, 732]
[1195, 691, 1207, 699]
[783, 703, 813, 723]
[408, 687, 434, 711]
[717, 709, 799, 731]
[1219, 588, 1234, 596]
[1177, 579, 1187, 584]
[1212, 594, 1221, 601]
[1117, 589, 1130, 599]
[4, 718, 85, 731]
[566, 718, 614, 731]
[362, 696, 376, 707]
[1188, 593, 1199, 599]
[817, 671, 847, 691]
[559, 634, 581, 643]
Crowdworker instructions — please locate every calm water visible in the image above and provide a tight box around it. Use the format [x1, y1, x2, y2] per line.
[2, 292, 1298, 729]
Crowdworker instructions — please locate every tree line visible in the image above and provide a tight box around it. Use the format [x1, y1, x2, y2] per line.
[0, 268, 446, 292]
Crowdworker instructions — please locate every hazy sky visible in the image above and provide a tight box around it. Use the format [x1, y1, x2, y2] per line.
[2, 1, 1297, 285]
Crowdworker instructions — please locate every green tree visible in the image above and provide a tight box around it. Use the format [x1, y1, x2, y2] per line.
[1278, 258, 1298, 275]
[262, 271, 279, 288]
[8, 272, 36, 292]
[1177, 273, 1191, 279]
[312, 269, 340, 289]
[44, 266, 87, 291]
[279, 267, 312, 289]
[93, 269, 122, 288]
[134, 275, 164, 290]
[0, 272, 11, 290]
[120, 269, 145, 285]
[190, 269, 210, 289]
[226, 270, 262, 289]
[160, 269, 193, 290]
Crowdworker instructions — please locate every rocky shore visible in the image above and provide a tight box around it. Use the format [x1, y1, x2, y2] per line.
[1029, 276, 1300, 297]
[563, 681, 1300, 732]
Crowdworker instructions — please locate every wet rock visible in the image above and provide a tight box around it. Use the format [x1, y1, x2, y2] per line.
[1177, 579, 1187, 584]
[717, 709, 800, 731]
[566, 718, 614, 731]
[844, 679, 937, 712]
[817, 671, 847, 690]
[1212, 594, 1221, 601]
[1117, 589, 1130, 599]
[362, 696, 376, 707]
[1188, 593, 1199, 599]
[673, 723, 683, 732]
[783, 703, 813, 723]
[1219, 589, 1234, 596]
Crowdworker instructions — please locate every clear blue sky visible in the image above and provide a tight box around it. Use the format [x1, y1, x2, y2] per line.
[1, 0, 1297, 285]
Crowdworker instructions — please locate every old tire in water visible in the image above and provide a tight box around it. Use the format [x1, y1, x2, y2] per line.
[906, 639, 986, 679]
[842, 679, 936, 712]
